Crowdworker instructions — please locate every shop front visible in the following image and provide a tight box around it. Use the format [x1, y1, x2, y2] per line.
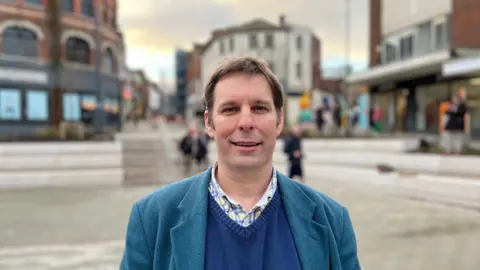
[0, 60, 122, 137]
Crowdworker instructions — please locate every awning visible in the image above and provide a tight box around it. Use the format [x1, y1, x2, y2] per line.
[346, 50, 450, 86]
[443, 57, 480, 77]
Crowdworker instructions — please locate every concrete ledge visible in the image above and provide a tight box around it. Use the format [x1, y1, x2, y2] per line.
[0, 169, 123, 189]
[209, 138, 419, 153]
[0, 142, 124, 189]
[275, 164, 480, 210]
[0, 142, 123, 155]
[0, 154, 122, 171]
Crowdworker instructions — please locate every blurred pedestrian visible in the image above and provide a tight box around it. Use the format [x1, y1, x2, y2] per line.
[121, 57, 360, 270]
[442, 93, 468, 155]
[284, 124, 305, 183]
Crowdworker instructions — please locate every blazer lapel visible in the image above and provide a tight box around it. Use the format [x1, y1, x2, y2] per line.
[170, 169, 211, 270]
[278, 173, 331, 270]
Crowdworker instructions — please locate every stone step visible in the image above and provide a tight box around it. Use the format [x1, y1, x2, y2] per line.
[0, 168, 123, 188]
[0, 154, 122, 171]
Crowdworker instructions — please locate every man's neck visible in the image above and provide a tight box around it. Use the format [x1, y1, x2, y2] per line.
[215, 161, 273, 211]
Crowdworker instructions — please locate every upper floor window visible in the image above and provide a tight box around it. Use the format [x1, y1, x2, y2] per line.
[296, 62, 302, 78]
[66, 37, 90, 64]
[249, 34, 258, 49]
[218, 40, 225, 55]
[296, 35, 302, 50]
[81, 0, 94, 17]
[2, 26, 38, 58]
[102, 1, 109, 24]
[384, 43, 396, 63]
[103, 48, 115, 73]
[61, 0, 74, 12]
[400, 35, 413, 59]
[265, 34, 274, 48]
[24, 0, 42, 5]
[229, 38, 234, 52]
[434, 20, 449, 50]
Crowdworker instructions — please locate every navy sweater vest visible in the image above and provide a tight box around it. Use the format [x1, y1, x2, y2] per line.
[204, 189, 302, 270]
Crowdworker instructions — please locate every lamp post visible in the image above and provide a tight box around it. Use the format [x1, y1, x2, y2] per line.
[93, 0, 104, 135]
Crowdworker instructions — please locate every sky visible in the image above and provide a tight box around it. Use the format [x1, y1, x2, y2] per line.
[117, 0, 369, 88]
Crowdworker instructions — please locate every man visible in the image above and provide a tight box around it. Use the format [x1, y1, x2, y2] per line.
[284, 124, 305, 183]
[443, 93, 468, 155]
[121, 57, 361, 270]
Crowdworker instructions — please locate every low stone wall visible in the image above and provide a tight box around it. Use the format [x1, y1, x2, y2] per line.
[0, 142, 124, 188]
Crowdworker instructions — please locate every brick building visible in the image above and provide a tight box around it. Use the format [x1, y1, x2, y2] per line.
[347, 0, 480, 138]
[0, 0, 125, 135]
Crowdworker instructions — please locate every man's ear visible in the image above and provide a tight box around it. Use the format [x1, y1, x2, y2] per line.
[204, 110, 215, 138]
[276, 108, 284, 136]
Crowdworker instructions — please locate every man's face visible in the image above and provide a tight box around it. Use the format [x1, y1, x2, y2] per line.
[204, 73, 283, 169]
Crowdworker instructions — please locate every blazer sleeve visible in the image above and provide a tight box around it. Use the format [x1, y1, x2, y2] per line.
[120, 203, 153, 269]
[339, 207, 361, 270]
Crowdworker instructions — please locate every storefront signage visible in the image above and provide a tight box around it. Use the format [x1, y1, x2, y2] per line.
[0, 67, 48, 84]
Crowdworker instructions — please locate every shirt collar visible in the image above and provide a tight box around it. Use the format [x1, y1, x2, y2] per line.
[209, 163, 278, 209]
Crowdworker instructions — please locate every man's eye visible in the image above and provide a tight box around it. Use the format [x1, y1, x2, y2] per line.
[253, 106, 268, 112]
[223, 107, 238, 113]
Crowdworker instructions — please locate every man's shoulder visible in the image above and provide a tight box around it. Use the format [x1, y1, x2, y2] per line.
[134, 171, 207, 214]
[293, 181, 347, 216]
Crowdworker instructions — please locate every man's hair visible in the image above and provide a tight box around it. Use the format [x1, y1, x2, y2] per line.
[204, 57, 284, 124]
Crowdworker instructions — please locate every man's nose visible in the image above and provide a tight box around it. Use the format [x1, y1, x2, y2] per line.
[237, 108, 254, 130]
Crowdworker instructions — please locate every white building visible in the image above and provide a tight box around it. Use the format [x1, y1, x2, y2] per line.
[347, 0, 480, 138]
[200, 15, 322, 125]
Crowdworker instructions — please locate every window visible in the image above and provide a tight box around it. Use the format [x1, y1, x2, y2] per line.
[102, 1, 108, 24]
[268, 62, 275, 73]
[296, 36, 302, 50]
[296, 62, 302, 78]
[218, 41, 225, 55]
[0, 89, 21, 120]
[265, 34, 274, 48]
[62, 0, 74, 12]
[81, 0, 94, 17]
[103, 48, 115, 73]
[249, 34, 258, 49]
[229, 38, 234, 52]
[63, 93, 81, 121]
[384, 43, 397, 63]
[417, 22, 432, 55]
[81, 94, 96, 125]
[400, 35, 413, 59]
[2, 26, 38, 58]
[434, 22, 447, 50]
[66, 37, 90, 64]
[26, 90, 49, 121]
[24, 0, 42, 5]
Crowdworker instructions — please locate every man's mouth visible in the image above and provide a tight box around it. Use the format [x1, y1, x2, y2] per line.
[230, 141, 261, 147]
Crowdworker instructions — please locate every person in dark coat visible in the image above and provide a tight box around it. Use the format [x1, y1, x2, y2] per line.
[284, 125, 305, 183]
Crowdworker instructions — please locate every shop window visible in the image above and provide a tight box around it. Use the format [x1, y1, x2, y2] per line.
[418, 83, 449, 134]
[81, 94, 96, 125]
[63, 93, 81, 121]
[26, 90, 49, 121]
[0, 88, 21, 120]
